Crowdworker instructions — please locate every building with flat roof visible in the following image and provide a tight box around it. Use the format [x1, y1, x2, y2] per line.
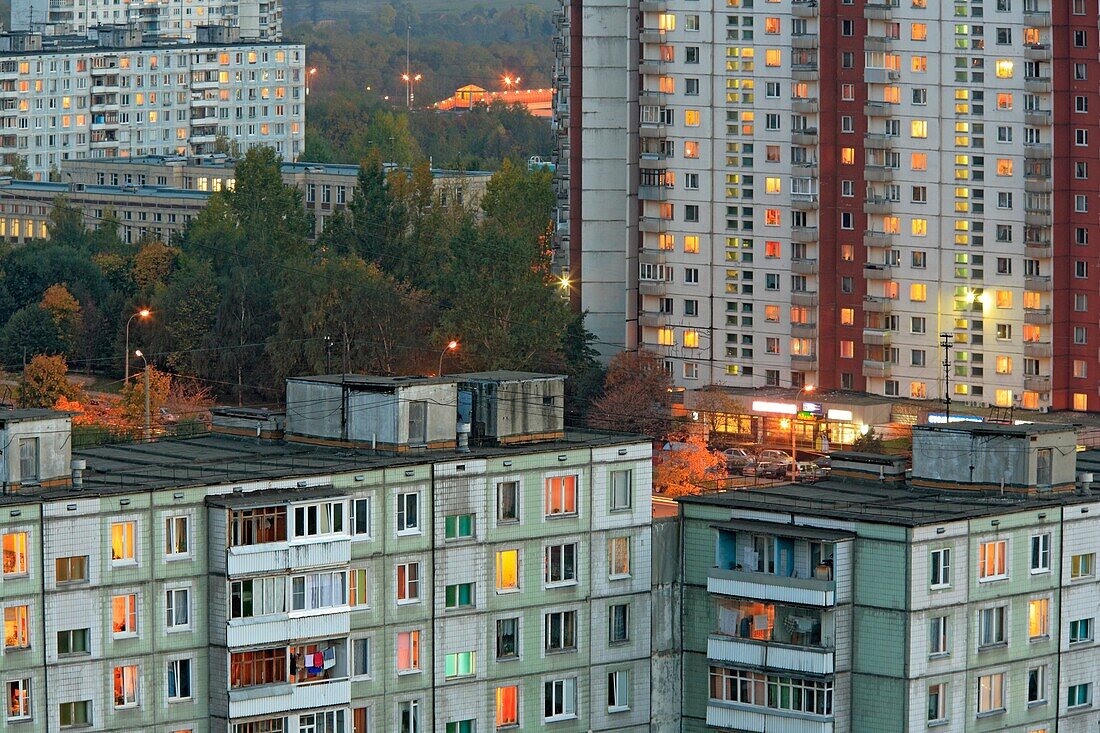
[0, 372, 653, 732]
[674, 422, 1100, 733]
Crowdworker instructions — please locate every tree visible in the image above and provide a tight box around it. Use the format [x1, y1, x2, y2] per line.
[19, 354, 82, 408]
[8, 155, 31, 181]
[691, 387, 748, 442]
[0, 306, 61, 365]
[479, 159, 554, 244]
[654, 433, 723, 497]
[561, 313, 604, 426]
[588, 350, 673, 437]
[323, 150, 407, 263]
[47, 198, 88, 250]
[39, 284, 83, 354]
[131, 241, 177, 294]
[852, 429, 886, 453]
[151, 256, 219, 374]
[120, 364, 172, 425]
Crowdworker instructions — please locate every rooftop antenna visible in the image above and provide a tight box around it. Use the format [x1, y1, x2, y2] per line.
[939, 332, 953, 423]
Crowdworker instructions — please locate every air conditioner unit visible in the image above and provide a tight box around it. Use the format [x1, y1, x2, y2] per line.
[1039, 406, 1049, 413]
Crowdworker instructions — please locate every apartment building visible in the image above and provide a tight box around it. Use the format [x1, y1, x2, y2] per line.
[555, 0, 1099, 413]
[0, 371, 653, 732]
[0, 25, 305, 180]
[61, 157, 494, 236]
[10, 0, 282, 43]
[674, 421, 1100, 733]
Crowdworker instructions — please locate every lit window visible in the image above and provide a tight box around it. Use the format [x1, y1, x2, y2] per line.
[765, 49, 782, 66]
[995, 59, 1014, 78]
[684, 141, 700, 158]
[912, 153, 927, 170]
[1028, 598, 1049, 639]
[978, 540, 1007, 581]
[111, 594, 137, 636]
[766, 177, 782, 194]
[111, 522, 135, 564]
[496, 686, 519, 727]
[910, 284, 927, 302]
[841, 148, 855, 165]
[658, 13, 675, 30]
[113, 665, 139, 708]
[840, 341, 854, 358]
[3, 605, 29, 649]
[840, 308, 854, 325]
[765, 209, 781, 226]
[996, 356, 1012, 374]
[911, 120, 928, 138]
[545, 476, 578, 516]
[995, 389, 1013, 407]
[765, 241, 781, 258]
[684, 109, 700, 126]
[2, 533, 27, 576]
[1074, 393, 1089, 411]
[6, 678, 30, 720]
[658, 233, 675, 250]
[397, 630, 420, 672]
[657, 328, 674, 346]
[609, 537, 631, 578]
[684, 330, 700, 348]
[997, 159, 1013, 176]
[997, 93, 1013, 110]
[912, 219, 927, 236]
[765, 305, 780, 322]
[911, 382, 927, 398]
[764, 17, 780, 33]
[978, 673, 1005, 713]
[496, 550, 519, 591]
[684, 235, 700, 253]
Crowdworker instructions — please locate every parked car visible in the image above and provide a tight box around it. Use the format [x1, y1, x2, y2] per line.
[723, 447, 752, 469]
[759, 449, 793, 465]
[757, 462, 788, 479]
[791, 461, 828, 483]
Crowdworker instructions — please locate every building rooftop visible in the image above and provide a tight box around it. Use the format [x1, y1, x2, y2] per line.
[914, 422, 1075, 437]
[287, 374, 455, 388]
[0, 179, 211, 200]
[457, 371, 564, 382]
[65, 156, 493, 179]
[0, 429, 643, 506]
[0, 408, 71, 423]
[679, 478, 1099, 527]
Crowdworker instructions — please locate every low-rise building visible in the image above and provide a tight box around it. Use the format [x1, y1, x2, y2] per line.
[0, 372, 653, 732]
[676, 422, 1100, 733]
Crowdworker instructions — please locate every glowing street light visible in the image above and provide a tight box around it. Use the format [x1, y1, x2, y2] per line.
[438, 340, 459, 377]
[306, 66, 318, 96]
[402, 72, 423, 109]
[791, 384, 815, 480]
[134, 350, 151, 441]
[124, 308, 152, 384]
[502, 74, 522, 90]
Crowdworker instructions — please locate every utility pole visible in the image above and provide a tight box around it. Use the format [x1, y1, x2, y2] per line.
[406, 24, 411, 109]
[144, 362, 151, 442]
[939, 332, 953, 423]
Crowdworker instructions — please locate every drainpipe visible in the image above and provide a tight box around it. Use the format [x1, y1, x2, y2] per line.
[37, 505, 49, 728]
[429, 463, 438, 726]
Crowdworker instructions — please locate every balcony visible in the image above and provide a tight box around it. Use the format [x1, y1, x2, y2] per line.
[863, 197, 893, 215]
[638, 185, 668, 201]
[639, 153, 668, 170]
[1023, 9, 1050, 25]
[708, 635, 834, 676]
[863, 360, 892, 378]
[1024, 110, 1052, 126]
[791, 193, 819, 211]
[1024, 341, 1052, 358]
[864, 67, 900, 84]
[792, 64, 819, 81]
[791, 33, 819, 49]
[863, 101, 891, 117]
[792, 98, 819, 114]
[638, 59, 663, 76]
[791, 353, 817, 365]
[791, 0, 819, 16]
[863, 295, 893, 313]
[791, 322, 818, 337]
[639, 313, 671, 328]
[638, 280, 668, 296]
[1024, 375, 1052, 393]
[864, 35, 894, 51]
[638, 0, 666, 11]
[791, 129, 819, 146]
[639, 29, 666, 44]
[707, 705, 833, 733]
[864, 1, 893, 18]
[638, 216, 668, 233]
[1024, 242, 1051, 258]
[863, 328, 890, 346]
[1024, 143, 1052, 159]
[1025, 211, 1053, 227]
[1025, 44, 1052, 61]
[863, 230, 894, 247]
[226, 536, 351, 577]
[228, 678, 351, 720]
[790, 291, 819, 307]
[864, 133, 896, 149]
[1025, 275, 1052, 292]
[791, 258, 818, 275]
[638, 90, 665, 106]
[793, 161, 819, 177]
[863, 263, 892, 279]
[226, 610, 350, 648]
[707, 566, 835, 607]
[791, 226, 819, 243]
[1025, 178, 1053, 194]
[1024, 75, 1053, 93]
[864, 165, 893, 182]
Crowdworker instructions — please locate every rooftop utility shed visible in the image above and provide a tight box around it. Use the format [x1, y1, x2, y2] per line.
[457, 371, 565, 445]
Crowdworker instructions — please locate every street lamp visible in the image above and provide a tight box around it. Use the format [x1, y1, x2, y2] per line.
[134, 350, 151, 442]
[438, 340, 458, 377]
[401, 72, 423, 109]
[502, 74, 521, 90]
[124, 308, 151, 384]
[306, 66, 317, 96]
[791, 384, 815, 480]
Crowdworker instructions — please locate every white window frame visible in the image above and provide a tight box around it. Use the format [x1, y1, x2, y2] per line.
[977, 672, 1005, 714]
[978, 605, 1006, 647]
[111, 594, 138, 638]
[1030, 533, 1050, 574]
[496, 480, 520, 524]
[544, 677, 577, 721]
[291, 570, 348, 613]
[1027, 664, 1046, 705]
[1070, 617, 1094, 644]
[927, 682, 947, 723]
[5, 678, 30, 720]
[396, 562, 420, 605]
[1071, 552, 1095, 580]
[396, 631, 420, 674]
[607, 669, 630, 712]
[545, 543, 578, 587]
[398, 699, 420, 733]
[167, 658, 192, 702]
[978, 540, 1008, 582]
[609, 537, 631, 579]
[1068, 683, 1092, 708]
[544, 475, 579, 518]
[165, 587, 190, 631]
[929, 615, 948, 656]
[930, 547, 951, 588]
[291, 500, 346, 540]
[164, 515, 189, 558]
[396, 492, 421, 536]
[113, 664, 139, 708]
[609, 469, 632, 511]
[111, 521, 137, 566]
[352, 497, 372, 539]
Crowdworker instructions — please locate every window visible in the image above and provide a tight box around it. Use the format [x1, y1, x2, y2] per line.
[444, 652, 475, 679]
[497, 481, 519, 523]
[684, 141, 700, 158]
[18, 438, 37, 482]
[609, 603, 629, 643]
[608, 670, 630, 711]
[57, 627, 89, 655]
[352, 637, 371, 678]
[610, 470, 631, 511]
[545, 476, 578, 517]
[397, 631, 420, 672]
[545, 610, 577, 652]
[1027, 665, 1046, 705]
[977, 673, 1004, 713]
[496, 550, 519, 591]
[929, 616, 948, 656]
[111, 522, 136, 564]
[444, 514, 474, 540]
[3, 605, 28, 649]
[111, 594, 137, 637]
[496, 617, 519, 659]
[113, 665, 139, 708]
[291, 571, 347, 612]
[1030, 534, 1050, 573]
[1068, 684, 1091, 708]
[544, 678, 577, 720]
[349, 568, 369, 607]
[59, 701, 90, 728]
[6, 679, 30, 720]
[911, 284, 927, 303]
[930, 548, 951, 588]
[1070, 618, 1094, 644]
[978, 540, 1007, 581]
[352, 498, 371, 537]
[396, 562, 420, 604]
[496, 685, 519, 727]
[446, 722, 474, 733]
[927, 683, 946, 722]
[911, 120, 928, 138]
[445, 583, 475, 610]
[166, 588, 190, 630]
[230, 576, 286, 619]
[229, 507, 287, 546]
[609, 537, 630, 578]
[1072, 553, 1095, 579]
[167, 659, 191, 700]
[396, 492, 420, 534]
[399, 700, 420, 733]
[545, 543, 577, 586]
[165, 516, 188, 557]
[1028, 598, 1049, 639]
[979, 606, 1006, 647]
[2, 533, 27, 576]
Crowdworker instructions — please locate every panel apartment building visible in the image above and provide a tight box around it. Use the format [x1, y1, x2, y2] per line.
[0, 372, 652, 732]
[554, 0, 1098, 413]
[675, 421, 1100, 733]
[10, 0, 282, 43]
[0, 25, 305, 180]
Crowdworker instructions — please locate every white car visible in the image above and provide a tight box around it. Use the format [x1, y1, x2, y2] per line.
[758, 449, 793, 465]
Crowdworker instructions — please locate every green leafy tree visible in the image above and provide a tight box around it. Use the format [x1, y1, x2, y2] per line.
[150, 256, 219, 375]
[120, 364, 172, 424]
[323, 150, 407, 263]
[39, 284, 83, 355]
[47, 198, 87, 250]
[131, 241, 177, 294]
[0, 306, 61, 365]
[852, 430, 886, 453]
[8, 155, 31, 181]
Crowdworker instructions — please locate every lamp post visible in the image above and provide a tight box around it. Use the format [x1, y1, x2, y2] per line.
[124, 308, 151, 384]
[134, 350, 151, 442]
[306, 67, 317, 96]
[438, 340, 458, 377]
[791, 384, 815, 480]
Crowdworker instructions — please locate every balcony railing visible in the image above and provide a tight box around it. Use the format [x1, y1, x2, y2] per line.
[708, 634, 834, 675]
[707, 566, 835, 607]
